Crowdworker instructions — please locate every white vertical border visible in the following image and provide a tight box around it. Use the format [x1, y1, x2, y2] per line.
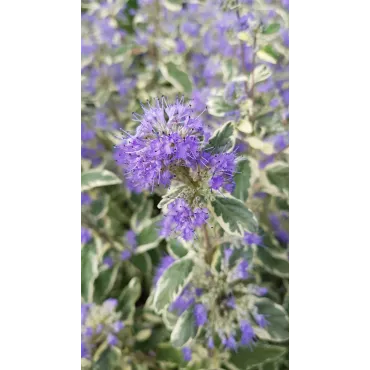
[0, 0, 370, 369]
[290, 0, 370, 369]
[288, 0, 297, 369]
[0, 0, 80, 368]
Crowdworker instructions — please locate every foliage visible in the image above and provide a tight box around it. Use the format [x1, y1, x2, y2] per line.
[81, 0, 289, 369]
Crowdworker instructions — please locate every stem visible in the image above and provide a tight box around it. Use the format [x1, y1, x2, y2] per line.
[203, 224, 213, 265]
[235, 1, 258, 125]
[250, 32, 257, 103]
[150, 0, 161, 66]
[235, 5, 249, 95]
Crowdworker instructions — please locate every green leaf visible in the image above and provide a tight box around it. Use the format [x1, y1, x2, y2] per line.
[134, 326, 169, 352]
[136, 329, 152, 342]
[256, 247, 289, 278]
[95, 90, 111, 108]
[170, 307, 197, 347]
[81, 242, 99, 302]
[157, 184, 187, 209]
[261, 45, 280, 62]
[118, 277, 142, 321]
[237, 31, 254, 45]
[257, 50, 278, 64]
[266, 163, 289, 191]
[130, 199, 153, 232]
[167, 239, 188, 258]
[160, 62, 192, 94]
[222, 59, 235, 83]
[92, 348, 118, 370]
[262, 23, 280, 35]
[229, 246, 254, 269]
[94, 266, 119, 303]
[253, 298, 289, 342]
[233, 158, 251, 201]
[156, 343, 184, 365]
[112, 44, 132, 57]
[237, 119, 253, 134]
[163, 309, 179, 329]
[213, 244, 254, 272]
[130, 252, 152, 275]
[205, 121, 235, 154]
[135, 218, 162, 254]
[153, 257, 194, 313]
[228, 343, 286, 369]
[253, 65, 272, 84]
[210, 195, 258, 237]
[81, 169, 122, 192]
[275, 196, 289, 211]
[163, 0, 182, 12]
[207, 95, 237, 117]
[90, 194, 110, 219]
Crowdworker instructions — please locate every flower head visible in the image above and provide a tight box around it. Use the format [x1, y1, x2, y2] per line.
[194, 303, 208, 326]
[223, 335, 237, 351]
[169, 287, 195, 315]
[206, 152, 237, 192]
[125, 230, 137, 249]
[207, 336, 215, 349]
[81, 227, 92, 244]
[81, 299, 121, 359]
[255, 286, 268, 296]
[112, 321, 124, 333]
[161, 198, 208, 241]
[114, 97, 206, 192]
[244, 232, 263, 246]
[240, 321, 255, 346]
[103, 299, 117, 312]
[107, 333, 118, 347]
[272, 132, 289, 151]
[182, 347, 192, 362]
[224, 247, 234, 266]
[103, 256, 114, 268]
[121, 250, 132, 261]
[233, 259, 249, 280]
[81, 342, 89, 359]
[81, 192, 92, 206]
[254, 313, 268, 328]
[276, 229, 289, 244]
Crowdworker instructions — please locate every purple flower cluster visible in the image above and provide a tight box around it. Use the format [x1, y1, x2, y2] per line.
[81, 227, 92, 244]
[169, 287, 196, 315]
[81, 2, 137, 157]
[114, 98, 237, 239]
[161, 198, 209, 241]
[81, 192, 92, 206]
[194, 303, 208, 326]
[258, 131, 289, 169]
[205, 152, 237, 192]
[244, 231, 263, 246]
[115, 98, 237, 193]
[121, 230, 138, 261]
[269, 213, 289, 245]
[81, 299, 124, 359]
[233, 258, 250, 280]
[182, 347, 192, 362]
[114, 97, 207, 192]
[81, 123, 103, 167]
[216, 320, 256, 352]
[160, 248, 268, 358]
